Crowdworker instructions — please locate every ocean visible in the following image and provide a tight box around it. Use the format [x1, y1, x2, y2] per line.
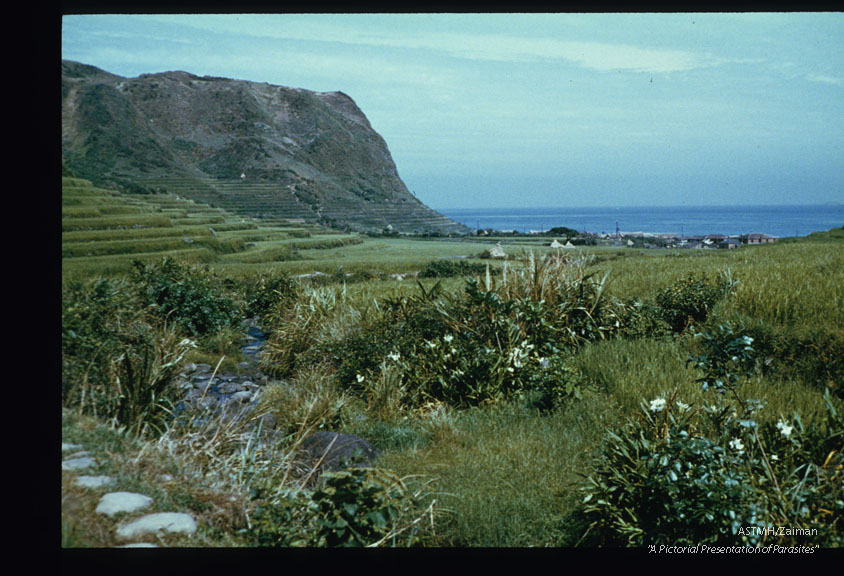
[440, 205, 844, 238]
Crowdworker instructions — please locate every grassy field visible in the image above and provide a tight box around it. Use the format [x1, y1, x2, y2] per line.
[61, 177, 844, 547]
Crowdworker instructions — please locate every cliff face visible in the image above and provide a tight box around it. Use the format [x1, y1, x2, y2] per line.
[61, 61, 468, 234]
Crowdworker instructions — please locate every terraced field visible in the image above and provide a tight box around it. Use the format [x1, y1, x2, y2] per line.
[129, 175, 468, 234]
[62, 177, 513, 281]
[61, 177, 362, 279]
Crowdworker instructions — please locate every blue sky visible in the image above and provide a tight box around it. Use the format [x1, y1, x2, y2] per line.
[61, 13, 844, 209]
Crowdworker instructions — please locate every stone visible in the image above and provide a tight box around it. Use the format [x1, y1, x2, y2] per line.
[96, 492, 153, 517]
[175, 380, 193, 392]
[62, 443, 83, 453]
[255, 412, 277, 431]
[117, 543, 159, 548]
[62, 456, 96, 471]
[75, 475, 115, 489]
[65, 450, 90, 459]
[296, 431, 378, 478]
[217, 382, 243, 395]
[230, 391, 254, 403]
[116, 513, 197, 539]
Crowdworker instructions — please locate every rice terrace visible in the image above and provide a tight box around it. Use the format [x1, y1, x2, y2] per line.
[61, 13, 843, 551]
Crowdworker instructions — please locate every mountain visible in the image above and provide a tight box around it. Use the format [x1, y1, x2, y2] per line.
[61, 60, 469, 235]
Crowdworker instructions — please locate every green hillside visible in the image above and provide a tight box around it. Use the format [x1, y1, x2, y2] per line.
[61, 177, 363, 279]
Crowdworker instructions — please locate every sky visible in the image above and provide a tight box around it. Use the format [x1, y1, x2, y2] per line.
[61, 13, 844, 210]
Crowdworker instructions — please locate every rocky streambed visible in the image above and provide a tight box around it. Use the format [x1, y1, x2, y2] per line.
[171, 318, 280, 434]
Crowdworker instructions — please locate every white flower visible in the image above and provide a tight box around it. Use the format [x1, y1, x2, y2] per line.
[356, 374, 365, 383]
[770, 454, 779, 462]
[729, 438, 745, 453]
[387, 351, 401, 362]
[538, 357, 549, 369]
[426, 340, 438, 350]
[776, 419, 793, 438]
[676, 401, 691, 413]
[443, 334, 454, 343]
[649, 397, 666, 412]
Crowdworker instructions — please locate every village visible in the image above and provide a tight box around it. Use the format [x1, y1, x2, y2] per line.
[475, 227, 779, 250]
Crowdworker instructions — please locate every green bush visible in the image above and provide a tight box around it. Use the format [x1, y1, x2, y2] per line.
[63, 277, 138, 411]
[578, 324, 844, 547]
[656, 273, 729, 332]
[325, 257, 617, 408]
[617, 299, 672, 339]
[62, 276, 195, 433]
[739, 322, 844, 398]
[245, 468, 428, 547]
[238, 269, 299, 318]
[419, 259, 491, 279]
[131, 257, 241, 336]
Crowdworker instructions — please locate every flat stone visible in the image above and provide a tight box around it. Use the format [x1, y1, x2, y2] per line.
[75, 475, 115, 489]
[96, 492, 153, 517]
[116, 512, 197, 539]
[62, 443, 83, 453]
[65, 450, 90, 459]
[62, 456, 96, 471]
[230, 391, 253, 403]
[117, 543, 159, 548]
[217, 382, 243, 395]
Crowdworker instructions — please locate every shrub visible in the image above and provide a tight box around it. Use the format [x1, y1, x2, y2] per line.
[260, 286, 358, 378]
[324, 254, 617, 408]
[739, 322, 844, 398]
[62, 277, 138, 405]
[256, 364, 350, 438]
[238, 269, 299, 318]
[578, 324, 844, 547]
[617, 299, 672, 339]
[108, 321, 196, 435]
[418, 259, 491, 279]
[61, 276, 196, 433]
[131, 257, 241, 336]
[245, 468, 432, 547]
[656, 273, 730, 332]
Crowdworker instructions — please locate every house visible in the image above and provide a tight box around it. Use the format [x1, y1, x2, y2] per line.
[718, 238, 741, 250]
[485, 242, 507, 259]
[740, 233, 777, 245]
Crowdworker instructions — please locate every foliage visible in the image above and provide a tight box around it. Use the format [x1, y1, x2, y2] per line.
[131, 257, 241, 336]
[108, 322, 196, 435]
[256, 364, 351, 438]
[655, 273, 731, 332]
[237, 269, 299, 318]
[245, 468, 430, 547]
[61, 276, 196, 434]
[260, 285, 360, 378]
[737, 321, 844, 398]
[62, 277, 138, 404]
[418, 259, 491, 279]
[616, 299, 672, 339]
[578, 324, 844, 547]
